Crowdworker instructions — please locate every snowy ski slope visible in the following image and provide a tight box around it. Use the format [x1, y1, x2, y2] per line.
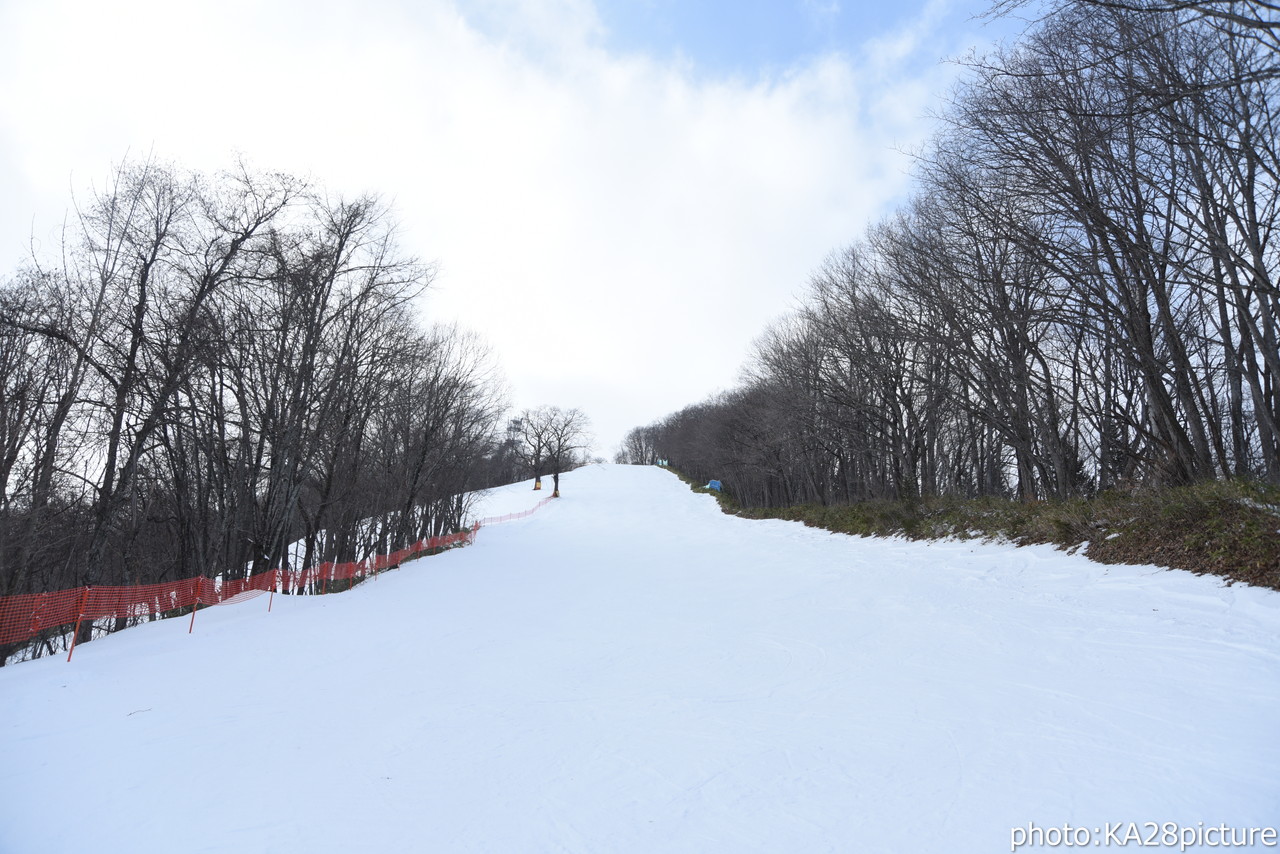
[1, 464, 1277, 853]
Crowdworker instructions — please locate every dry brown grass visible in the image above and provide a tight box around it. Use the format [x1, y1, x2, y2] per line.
[666, 467, 1280, 590]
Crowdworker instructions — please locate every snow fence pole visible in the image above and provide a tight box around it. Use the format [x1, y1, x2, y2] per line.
[66, 586, 91, 662]
[188, 577, 202, 634]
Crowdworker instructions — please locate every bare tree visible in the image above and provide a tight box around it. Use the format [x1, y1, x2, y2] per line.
[0, 159, 510, 660]
[617, 425, 660, 465]
[631, 0, 1280, 512]
[544, 408, 592, 496]
[516, 408, 552, 490]
[518, 406, 592, 496]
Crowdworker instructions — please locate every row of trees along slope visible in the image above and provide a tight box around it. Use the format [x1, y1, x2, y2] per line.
[623, 0, 1280, 508]
[0, 160, 509, 636]
[484, 406, 595, 499]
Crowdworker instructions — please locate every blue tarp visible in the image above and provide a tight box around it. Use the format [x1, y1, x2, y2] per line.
[706, 480, 722, 491]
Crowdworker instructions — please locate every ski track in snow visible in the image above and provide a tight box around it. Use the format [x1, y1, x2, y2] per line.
[1, 464, 1278, 853]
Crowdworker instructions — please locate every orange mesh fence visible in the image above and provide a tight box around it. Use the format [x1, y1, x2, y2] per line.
[0, 588, 85, 646]
[475, 494, 556, 527]
[270, 529, 478, 594]
[82, 579, 199, 621]
[0, 527, 482, 657]
[211, 571, 279, 607]
[0, 501, 547, 661]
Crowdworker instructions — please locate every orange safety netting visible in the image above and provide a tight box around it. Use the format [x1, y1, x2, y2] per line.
[475, 495, 556, 526]
[0, 529, 477, 651]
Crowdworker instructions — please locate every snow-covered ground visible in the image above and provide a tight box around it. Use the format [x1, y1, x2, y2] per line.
[2, 464, 1277, 853]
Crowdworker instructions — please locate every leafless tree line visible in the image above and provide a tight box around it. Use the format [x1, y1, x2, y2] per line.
[487, 406, 594, 493]
[624, 2, 1280, 507]
[0, 159, 507, 618]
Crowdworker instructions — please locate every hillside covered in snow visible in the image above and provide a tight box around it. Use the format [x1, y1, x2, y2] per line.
[2, 464, 1277, 853]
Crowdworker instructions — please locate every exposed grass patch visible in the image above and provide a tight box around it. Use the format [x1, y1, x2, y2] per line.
[667, 467, 1280, 591]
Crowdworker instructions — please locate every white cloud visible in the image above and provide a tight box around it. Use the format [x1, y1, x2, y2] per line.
[801, 0, 843, 28]
[0, 0, 992, 454]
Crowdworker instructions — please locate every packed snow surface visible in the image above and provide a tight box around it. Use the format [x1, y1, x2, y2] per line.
[2, 464, 1278, 853]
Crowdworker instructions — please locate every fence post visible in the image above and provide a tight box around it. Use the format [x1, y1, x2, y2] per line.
[29, 592, 46, 641]
[66, 586, 91, 662]
[189, 577, 202, 634]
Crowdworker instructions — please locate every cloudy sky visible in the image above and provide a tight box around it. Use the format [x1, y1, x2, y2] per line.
[0, 0, 1023, 454]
